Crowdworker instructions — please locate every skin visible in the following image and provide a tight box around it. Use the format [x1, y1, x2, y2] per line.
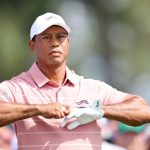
[0, 25, 149, 127]
[29, 25, 69, 85]
[0, 26, 70, 126]
[102, 95, 150, 126]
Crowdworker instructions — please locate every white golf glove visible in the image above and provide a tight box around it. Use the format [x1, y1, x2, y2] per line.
[61, 99, 104, 130]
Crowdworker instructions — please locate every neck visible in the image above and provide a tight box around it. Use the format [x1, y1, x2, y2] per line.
[37, 62, 66, 85]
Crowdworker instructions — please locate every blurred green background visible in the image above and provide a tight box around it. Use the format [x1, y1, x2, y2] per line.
[0, 0, 150, 103]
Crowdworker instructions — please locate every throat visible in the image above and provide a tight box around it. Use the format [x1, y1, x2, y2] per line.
[37, 63, 66, 86]
[49, 72, 66, 86]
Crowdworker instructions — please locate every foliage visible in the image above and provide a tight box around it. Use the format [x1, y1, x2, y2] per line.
[0, 0, 150, 101]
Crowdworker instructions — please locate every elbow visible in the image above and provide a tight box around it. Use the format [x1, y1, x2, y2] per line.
[0, 120, 8, 127]
[127, 121, 144, 127]
[124, 114, 148, 126]
[0, 116, 11, 127]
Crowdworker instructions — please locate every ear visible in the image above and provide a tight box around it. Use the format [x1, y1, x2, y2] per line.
[28, 40, 36, 53]
[67, 36, 70, 48]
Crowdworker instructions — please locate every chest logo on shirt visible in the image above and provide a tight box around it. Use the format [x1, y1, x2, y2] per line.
[75, 100, 89, 108]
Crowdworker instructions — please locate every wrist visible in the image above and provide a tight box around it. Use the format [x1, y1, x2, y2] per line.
[35, 104, 43, 116]
[101, 106, 105, 118]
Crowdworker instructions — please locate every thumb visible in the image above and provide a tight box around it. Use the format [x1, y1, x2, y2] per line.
[61, 109, 77, 128]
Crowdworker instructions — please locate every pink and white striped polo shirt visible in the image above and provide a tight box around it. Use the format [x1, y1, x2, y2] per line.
[0, 63, 127, 150]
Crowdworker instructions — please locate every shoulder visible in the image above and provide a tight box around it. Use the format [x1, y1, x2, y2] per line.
[0, 70, 34, 90]
[67, 67, 109, 88]
[76, 72, 112, 89]
[0, 71, 35, 103]
[74, 72, 115, 94]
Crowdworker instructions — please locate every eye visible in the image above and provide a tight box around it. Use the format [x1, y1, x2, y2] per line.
[56, 33, 67, 41]
[42, 35, 51, 39]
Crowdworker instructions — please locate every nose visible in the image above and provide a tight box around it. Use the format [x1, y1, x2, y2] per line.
[50, 35, 59, 48]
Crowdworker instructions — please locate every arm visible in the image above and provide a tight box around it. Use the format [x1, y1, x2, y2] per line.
[0, 100, 70, 127]
[102, 94, 150, 126]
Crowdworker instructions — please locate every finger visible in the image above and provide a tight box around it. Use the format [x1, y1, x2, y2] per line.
[55, 111, 63, 119]
[66, 111, 77, 119]
[67, 120, 80, 130]
[59, 110, 65, 118]
[61, 117, 69, 127]
[60, 107, 67, 117]
[62, 105, 71, 115]
[61, 106, 70, 115]
[65, 105, 70, 111]
[61, 110, 77, 127]
[61, 106, 67, 112]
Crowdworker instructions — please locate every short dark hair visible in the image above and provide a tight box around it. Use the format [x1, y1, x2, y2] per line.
[32, 35, 36, 42]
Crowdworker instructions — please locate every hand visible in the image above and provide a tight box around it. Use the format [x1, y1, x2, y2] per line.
[61, 100, 104, 129]
[38, 102, 70, 119]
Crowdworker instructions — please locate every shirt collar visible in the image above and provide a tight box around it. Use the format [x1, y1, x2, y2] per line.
[29, 63, 78, 88]
[65, 67, 78, 86]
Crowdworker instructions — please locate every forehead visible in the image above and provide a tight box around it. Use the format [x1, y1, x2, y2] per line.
[42, 25, 67, 34]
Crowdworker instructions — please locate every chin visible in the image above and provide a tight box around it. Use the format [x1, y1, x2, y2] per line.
[48, 59, 65, 66]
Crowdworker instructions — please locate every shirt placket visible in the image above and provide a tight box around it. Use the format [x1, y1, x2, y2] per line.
[56, 86, 63, 102]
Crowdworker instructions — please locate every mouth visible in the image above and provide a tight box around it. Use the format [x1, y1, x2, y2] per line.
[48, 50, 62, 55]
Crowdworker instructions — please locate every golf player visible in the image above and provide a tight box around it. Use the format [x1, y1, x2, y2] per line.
[0, 12, 149, 150]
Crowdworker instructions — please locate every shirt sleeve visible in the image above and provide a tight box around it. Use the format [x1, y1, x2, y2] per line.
[0, 81, 15, 103]
[99, 81, 128, 105]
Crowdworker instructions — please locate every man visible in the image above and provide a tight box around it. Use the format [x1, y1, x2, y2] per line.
[113, 123, 147, 150]
[0, 12, 149, 150]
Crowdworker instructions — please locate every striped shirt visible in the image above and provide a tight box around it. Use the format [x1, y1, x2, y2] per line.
[0, 63, 127, 150]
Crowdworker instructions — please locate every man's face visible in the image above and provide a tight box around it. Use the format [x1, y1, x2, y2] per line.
[30, 25, 69, 67]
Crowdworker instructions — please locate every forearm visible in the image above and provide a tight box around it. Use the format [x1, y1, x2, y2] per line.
[0, 102, 40, 127]
[102, 95, 150, 126]
[0, 100, 70, 127]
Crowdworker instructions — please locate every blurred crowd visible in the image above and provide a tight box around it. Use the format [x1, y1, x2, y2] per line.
[100, 118, 150, 150]
[0, 120, 149, 150]
[0, 125, 17, 150]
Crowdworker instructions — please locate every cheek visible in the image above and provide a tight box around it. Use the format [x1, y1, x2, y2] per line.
[62, 45, 69, 55]
[62, 41, 69, 54]
[35, 44, 47, 55]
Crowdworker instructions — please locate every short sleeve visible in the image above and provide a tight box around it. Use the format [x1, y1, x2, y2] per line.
[99, 81, 128, 105]
[0, 81, 15, 103]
